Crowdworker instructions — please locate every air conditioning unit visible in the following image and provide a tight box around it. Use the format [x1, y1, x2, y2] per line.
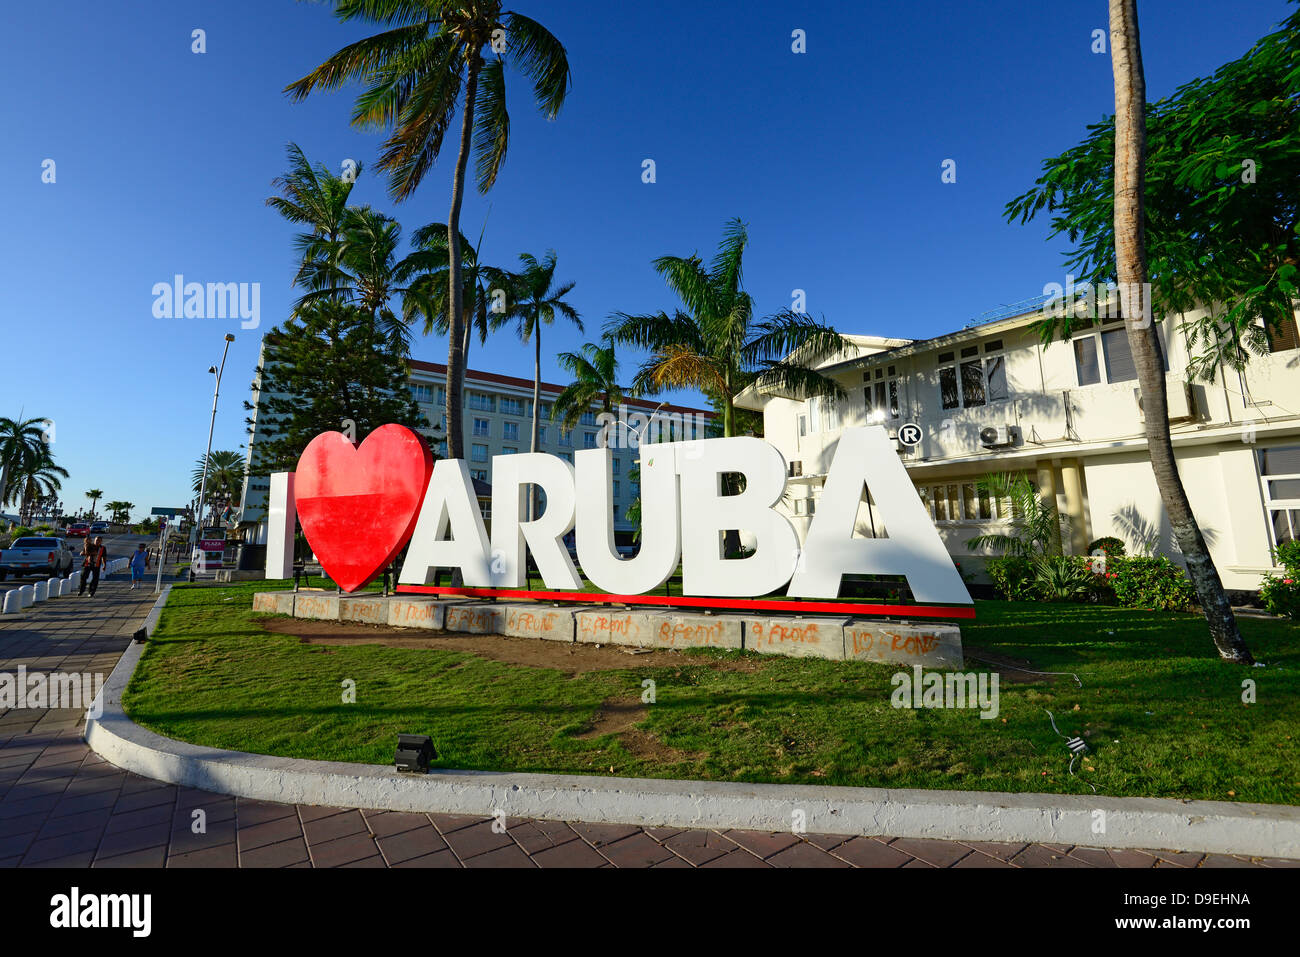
[1135, 382, 1196, 423]
[979, 425, 1015, 448]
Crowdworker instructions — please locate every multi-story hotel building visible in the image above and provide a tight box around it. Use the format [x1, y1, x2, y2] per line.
[735, 301, 1300, 591]
[238, 342, 714, 545]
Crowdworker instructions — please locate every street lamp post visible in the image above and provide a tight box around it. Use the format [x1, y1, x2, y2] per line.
[191, 333, 235, 582]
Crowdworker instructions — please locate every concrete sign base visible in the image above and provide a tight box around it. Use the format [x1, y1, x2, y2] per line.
[252, 591, 962, 667]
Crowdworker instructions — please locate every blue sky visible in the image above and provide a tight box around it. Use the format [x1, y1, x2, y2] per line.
[2, 0, 1292, 520]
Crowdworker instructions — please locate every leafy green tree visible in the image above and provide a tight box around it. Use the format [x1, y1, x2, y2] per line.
[286, 0, 573, 459]
[1006, 3, 1299, 381]
[246, 301, 430, 476]
[605, 218, 850, 438]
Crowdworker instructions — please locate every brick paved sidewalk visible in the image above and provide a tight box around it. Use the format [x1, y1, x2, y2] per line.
[1, 581, 1294, 868]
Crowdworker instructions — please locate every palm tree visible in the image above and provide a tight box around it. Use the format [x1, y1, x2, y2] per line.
[286, 1, 573, 460]
[0, 416, 50, 511]
[964, 473, 1065, 558]
[8, 447, 67, 523]
[85, 489, 103, 521]
[300, 205, 415, 354]
[266, 141, 358, 306]
[191, 451, 245, 522]
[605, 218, 850, 438]
[1108, 0, 1252, 664]
[400, 220, 513, 373]
[503, 251, 582, 468]
[105, 501, 134, 525]
[552, 337, 624, 431]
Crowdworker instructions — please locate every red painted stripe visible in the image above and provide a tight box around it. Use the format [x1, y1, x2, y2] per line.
[394, 585, 976, 620]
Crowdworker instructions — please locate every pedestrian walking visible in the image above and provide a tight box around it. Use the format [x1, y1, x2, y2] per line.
[128, 543, 150, 590]
[79, 535, 108, 596]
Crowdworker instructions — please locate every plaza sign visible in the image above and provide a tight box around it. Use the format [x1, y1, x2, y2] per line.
[265, 424, 974, 616]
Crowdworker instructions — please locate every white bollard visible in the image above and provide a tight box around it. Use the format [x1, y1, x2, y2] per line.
[2, 590, 20, 614]
[18, 585, 35, 608]
[47, 577, 61, 599]
[58, 578, 71, 597]
[33, 581, 48, 602]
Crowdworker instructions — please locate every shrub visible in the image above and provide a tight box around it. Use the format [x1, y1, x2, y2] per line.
[1108, 556, 1197, 611]
[986, 556, 1035, 600]
[1030, 555, 1095, 602]
[1259, 540, 1300, 620]
[1087, 536, 1126, 558]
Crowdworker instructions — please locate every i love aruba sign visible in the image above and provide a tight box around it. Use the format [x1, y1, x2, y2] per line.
[265, 423, 975, 619]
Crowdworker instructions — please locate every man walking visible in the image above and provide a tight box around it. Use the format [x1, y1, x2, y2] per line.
[79, 535, 108, 596]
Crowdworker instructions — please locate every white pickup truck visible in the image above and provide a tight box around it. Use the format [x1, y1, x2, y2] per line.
[0, 536, 77, 580]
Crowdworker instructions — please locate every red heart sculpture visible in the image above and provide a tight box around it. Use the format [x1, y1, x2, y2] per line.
[294, 424, 433, 592]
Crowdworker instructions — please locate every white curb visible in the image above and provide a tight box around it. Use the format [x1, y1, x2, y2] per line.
[84, 587, 1300, 858]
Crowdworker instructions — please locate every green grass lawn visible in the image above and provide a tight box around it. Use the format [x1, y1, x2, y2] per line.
[121, 581, 1300, 804]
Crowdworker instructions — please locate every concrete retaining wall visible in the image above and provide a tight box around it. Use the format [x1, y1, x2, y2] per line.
[255, 592, 967, 667]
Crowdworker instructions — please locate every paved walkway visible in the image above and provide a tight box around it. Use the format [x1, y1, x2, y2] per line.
[1, 580, 1293, 868]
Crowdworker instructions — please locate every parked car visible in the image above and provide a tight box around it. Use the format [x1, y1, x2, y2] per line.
[89, 522, 109, 534]
[0, 537, 76, 580]
[65, 523, 90, 538]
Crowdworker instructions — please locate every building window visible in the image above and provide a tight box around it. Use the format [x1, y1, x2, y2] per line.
[613, 480, 621, 498]
[412, 383, 434, 403]
[558, 451, 573, 463]
[502, 447, 517, 455]
[1263, 313, 1300, 353]
[503, 421, 519, 441]
[613, 457, 621, 471]
[863, 365, 899, 421]
[807, 395, 839, 432]
[1073, 321, 1138, 386]
[921, 480, 1011, 523]
[559, 429, 573, 447]
[473, 418, 490, 437]
[788, 460, 803, 478]
[471, 469, 488, 482]
[437, 386, 446, 406]
[500, 397, 524, 416]
[538, 426, 547, 445]
[437, 441, 448, 457]
[1260, 445, 1300, 548]
[938, 339, 1006, 410]
[467, 392, 495, 412]
[793, 497, 816, 516]
[583, 431, 597, 449]
[471, 444, 488, 462]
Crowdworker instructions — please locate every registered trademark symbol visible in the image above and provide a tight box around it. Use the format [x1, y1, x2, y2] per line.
[897, 423, 923, 447]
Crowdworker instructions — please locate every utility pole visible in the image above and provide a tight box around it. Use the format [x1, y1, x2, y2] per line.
[191, 333, 235, 582]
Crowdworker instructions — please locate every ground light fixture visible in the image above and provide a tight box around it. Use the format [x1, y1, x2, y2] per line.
[395, 734, 436, 773]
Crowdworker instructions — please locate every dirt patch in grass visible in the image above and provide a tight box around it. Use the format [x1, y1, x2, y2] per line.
[575, 696, 702, 764]
[255, 615, 762, 676]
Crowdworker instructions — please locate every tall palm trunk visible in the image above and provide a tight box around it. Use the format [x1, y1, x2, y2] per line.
[529, 325, 542, 520]
[445, 51, 482, 461]
[1110, 0, 1252, 663]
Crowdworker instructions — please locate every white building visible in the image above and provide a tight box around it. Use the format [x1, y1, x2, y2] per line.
[239, 342, 713, 545]
[735, 302, 1300, 591]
